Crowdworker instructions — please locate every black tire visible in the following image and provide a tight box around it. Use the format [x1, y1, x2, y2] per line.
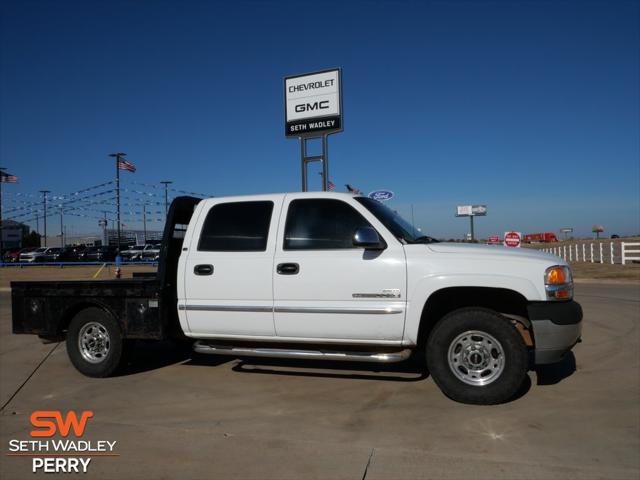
[66, 307, 125, 377]
[426, 307, 528, 405]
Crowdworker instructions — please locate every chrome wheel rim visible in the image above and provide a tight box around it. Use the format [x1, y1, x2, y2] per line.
[78, 322, 111, 364]
[447, 330, 505, 386]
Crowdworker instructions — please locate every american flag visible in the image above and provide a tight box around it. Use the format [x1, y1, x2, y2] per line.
[345, 184, 362, 195]
[118, 159, 136, 173]
[0, 171, 18, 183]
[317, 172, 336, 191]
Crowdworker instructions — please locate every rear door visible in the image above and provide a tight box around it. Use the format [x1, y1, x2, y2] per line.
[180, 196, 283, 338]
[273, 196, 407, 342]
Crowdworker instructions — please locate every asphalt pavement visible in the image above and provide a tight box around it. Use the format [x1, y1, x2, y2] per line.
[0, 283, 638, 479]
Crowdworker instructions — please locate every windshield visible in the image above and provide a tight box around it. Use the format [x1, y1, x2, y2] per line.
[355, 197, 423, 243]
[129, 246, 144, 251]
[34, 248, 47, 253]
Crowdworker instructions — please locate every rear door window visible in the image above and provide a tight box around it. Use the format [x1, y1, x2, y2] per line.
[198, 201, 274, 252]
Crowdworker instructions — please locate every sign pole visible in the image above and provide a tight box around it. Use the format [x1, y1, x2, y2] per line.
[321, 135, 329, 192]
[300, 138, 307, 192]
[299, 135, 330, 192]
[470, 216, 475, 241]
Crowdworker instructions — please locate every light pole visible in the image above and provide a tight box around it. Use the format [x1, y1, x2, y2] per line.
[469, 216, 475, 242]
[160, 181, 172, 218]
[40, 190, 50, 247]
[109, 152, 126, 251]
[0, 167, 5, 254]
[142, 203, 147, 243]
[59, 206, 64, 248]
[101, 211, 108, 245]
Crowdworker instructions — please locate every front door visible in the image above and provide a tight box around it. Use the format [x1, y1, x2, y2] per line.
[273, 196, 406, 342]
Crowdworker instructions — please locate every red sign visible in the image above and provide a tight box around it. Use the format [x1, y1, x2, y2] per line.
[488, 235, 500, 244]
[504, 231, 522, 248]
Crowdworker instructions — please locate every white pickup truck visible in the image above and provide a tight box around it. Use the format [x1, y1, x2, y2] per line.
[12, 193, 582, 404]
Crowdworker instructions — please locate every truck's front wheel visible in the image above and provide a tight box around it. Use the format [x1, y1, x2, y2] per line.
[66, 307, 125, 377]
[426, 308, 528, 404]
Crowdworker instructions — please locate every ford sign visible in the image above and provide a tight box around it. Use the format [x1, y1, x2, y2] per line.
[368, 190, 394, 202]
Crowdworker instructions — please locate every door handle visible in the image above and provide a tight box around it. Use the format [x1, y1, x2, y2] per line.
[194, 264, 214, 275]
[277, 263, 299, 275]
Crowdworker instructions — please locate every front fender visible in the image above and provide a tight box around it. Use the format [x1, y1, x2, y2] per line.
[403, 274, 541, 345]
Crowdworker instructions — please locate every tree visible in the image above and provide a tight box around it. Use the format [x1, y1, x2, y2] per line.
[22, 230, 41, 248]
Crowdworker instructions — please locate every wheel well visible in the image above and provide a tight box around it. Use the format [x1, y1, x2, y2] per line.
[57, 302, 114, 336]
[417, 287, 529, 348]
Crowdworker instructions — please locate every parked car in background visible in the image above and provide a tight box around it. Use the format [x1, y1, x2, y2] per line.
[141, 244, 161, 261]
[120, 245, 146, 261]
[57, 245, 88, 262]
[20, 247, 51, 263]
[85, 246, 118, 262]
[5, 247, 36, 262]
[120, 244, 160, 262]
[18, 247, 62, 263]
[41, 247, 62, 262]
[2, 248, 22, 262]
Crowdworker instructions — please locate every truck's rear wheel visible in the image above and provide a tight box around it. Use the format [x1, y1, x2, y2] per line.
[66, 307, 125, 377]
[426, 308, 528, 404]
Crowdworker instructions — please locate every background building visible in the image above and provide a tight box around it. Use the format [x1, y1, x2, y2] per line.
[1, 220, 30, 249]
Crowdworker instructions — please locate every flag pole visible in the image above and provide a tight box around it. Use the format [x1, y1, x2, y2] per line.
[0, 167, 4, 256]
[116, 155, 120, 250]
[109, 152, 126, 252]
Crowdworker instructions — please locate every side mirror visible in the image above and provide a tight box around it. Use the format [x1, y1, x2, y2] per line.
[353, 227, 386, 250]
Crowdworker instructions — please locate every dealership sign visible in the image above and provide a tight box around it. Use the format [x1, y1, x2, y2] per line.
[368, 190, 394, 202]
[504, 231, 522, 248]
[456, 205, 487, 217]
[285, 69, 342, 137]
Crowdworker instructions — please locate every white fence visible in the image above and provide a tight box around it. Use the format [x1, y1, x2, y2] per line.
[541, 242, 640, 265]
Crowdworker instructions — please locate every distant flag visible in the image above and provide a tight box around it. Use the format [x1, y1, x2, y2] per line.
[317, 172, 336, 191]
[0, 171, 18, 183]
[118, 159, 136, 173]
[345, 184, 362, 195]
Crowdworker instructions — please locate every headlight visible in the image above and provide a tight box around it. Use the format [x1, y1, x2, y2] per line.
[544, 265, 573, 300]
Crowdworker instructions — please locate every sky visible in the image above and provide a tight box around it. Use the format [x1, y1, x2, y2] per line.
[1, 0, 638, 239]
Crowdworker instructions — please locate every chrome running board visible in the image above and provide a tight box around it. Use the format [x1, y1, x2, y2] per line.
[193, 341, 412, 364]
